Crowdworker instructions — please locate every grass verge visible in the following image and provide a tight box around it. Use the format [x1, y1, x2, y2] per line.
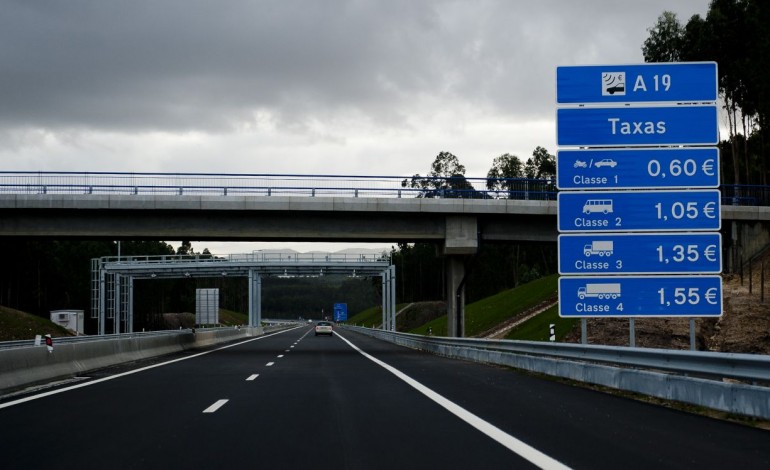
[409, 274, 559, 336]
[347, 304, 408, 328]
[505, 305, 577, 342]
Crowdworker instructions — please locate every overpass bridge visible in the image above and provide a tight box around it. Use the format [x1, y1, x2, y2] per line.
[3, 171, 770, 336]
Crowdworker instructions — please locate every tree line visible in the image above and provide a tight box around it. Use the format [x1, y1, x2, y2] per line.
[643, 0, 770, 186]
[393, 148, 558, 304]
[402, 147, 556, 199]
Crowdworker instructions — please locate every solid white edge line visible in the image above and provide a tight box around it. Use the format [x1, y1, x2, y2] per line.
[0, 327, 301, 410]
[203, 399, 229, 413]
[335, 331, 571, 470]
[246, 374, 259, 381]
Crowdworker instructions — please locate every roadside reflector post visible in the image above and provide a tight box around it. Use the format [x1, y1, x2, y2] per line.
[549, 324, 555, 342]
[689, 318, 696, 351]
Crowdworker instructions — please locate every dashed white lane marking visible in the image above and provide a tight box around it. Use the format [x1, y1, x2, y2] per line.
[246, 374, 259, 381]
[285, 349, 290, 352]
[0, 327, 301, 410]
[266, 362, 275, 367]
[290, 345, 295, 348]
[334, 332, 571, 470]
[277, 354, 284, 358]
[203, 399, 229, 413]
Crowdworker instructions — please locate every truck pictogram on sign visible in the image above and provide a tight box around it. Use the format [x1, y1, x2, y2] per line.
[577, 283, 621, 300]
[584, 241, 614, 257]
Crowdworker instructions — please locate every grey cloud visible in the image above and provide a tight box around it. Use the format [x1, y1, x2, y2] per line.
[0, 0, 708, 134]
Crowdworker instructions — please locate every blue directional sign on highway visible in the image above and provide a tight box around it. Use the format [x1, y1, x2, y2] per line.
[558, 275, 723, 317]
[557, 62, 718, 104]
[557, 105, 718, 147]
[334, 303, 348, 322]
[556, 148, 719, 190]
[558, 233, 722, 275]
[558, 189, 721, 232]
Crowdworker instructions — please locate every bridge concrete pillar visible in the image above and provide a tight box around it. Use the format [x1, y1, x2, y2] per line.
[445, 256, 468, 337]
[444, 215, 478, 256]
[248, 270, 262, 327]
[444, 215, 477, 338]
[381, 270, 388, 330]
[382, 267, 396, 331]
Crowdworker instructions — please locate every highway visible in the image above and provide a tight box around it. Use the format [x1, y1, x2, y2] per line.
[1, 326, 768, 469]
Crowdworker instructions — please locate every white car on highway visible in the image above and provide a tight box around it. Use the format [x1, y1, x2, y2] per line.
[314, 321, 333, 336]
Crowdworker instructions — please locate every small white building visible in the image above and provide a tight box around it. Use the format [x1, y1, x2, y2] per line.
[50, 309, 85, 335]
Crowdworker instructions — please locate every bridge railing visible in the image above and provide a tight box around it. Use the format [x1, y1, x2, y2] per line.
[98, 251, 389, 265]
[0, 171, 557, 200]
[720, 184, 770, 207]
[4, 172, 769, 206]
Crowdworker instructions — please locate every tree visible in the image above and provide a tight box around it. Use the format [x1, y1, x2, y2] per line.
[642, 11, 685, 62]
[176, 241, 193, 255]
[524, 146, 556, 179]
[641, 3, 766, 186]
[486, 153, 524, 193]
[402, 151, 481, 198]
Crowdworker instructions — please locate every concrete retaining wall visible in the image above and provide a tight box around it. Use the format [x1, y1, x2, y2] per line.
[0, 327, 265, 393]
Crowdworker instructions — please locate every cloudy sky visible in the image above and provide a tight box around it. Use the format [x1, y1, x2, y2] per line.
[1, 0, 710, 253]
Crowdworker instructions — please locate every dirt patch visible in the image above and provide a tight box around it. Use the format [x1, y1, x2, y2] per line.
[396, 301, 446, 331]
[162, 312, 196, 330]
[563, 254, 770, 354]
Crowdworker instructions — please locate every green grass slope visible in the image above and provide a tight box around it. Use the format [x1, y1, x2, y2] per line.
[219, 308, 248, 326]
[0, 305, 74, 341]
[505, 305, 577, 342]
[409, 274, 559, 337]
[347, 304, 408, 328]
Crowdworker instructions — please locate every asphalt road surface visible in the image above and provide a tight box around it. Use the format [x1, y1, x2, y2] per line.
[1, 326, 768, 469]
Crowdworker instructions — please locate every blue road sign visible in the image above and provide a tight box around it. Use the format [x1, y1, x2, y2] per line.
[557, 189, 721, 232]
[558, 275, 722, 317]
[557, 105, 718, 147]
[556, 148, 719, 190]
[556, 62, 718, 104]
[333, 303, 348, 322]
[558, 233, 722, 275]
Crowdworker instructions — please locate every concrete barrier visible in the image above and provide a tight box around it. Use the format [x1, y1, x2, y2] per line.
[0, 327, 267, 394]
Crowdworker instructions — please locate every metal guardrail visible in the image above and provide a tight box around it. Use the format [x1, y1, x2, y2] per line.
[0, 323, 293, 351]
[345, 326, 770, 419]
[347, 328, 770, 383]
